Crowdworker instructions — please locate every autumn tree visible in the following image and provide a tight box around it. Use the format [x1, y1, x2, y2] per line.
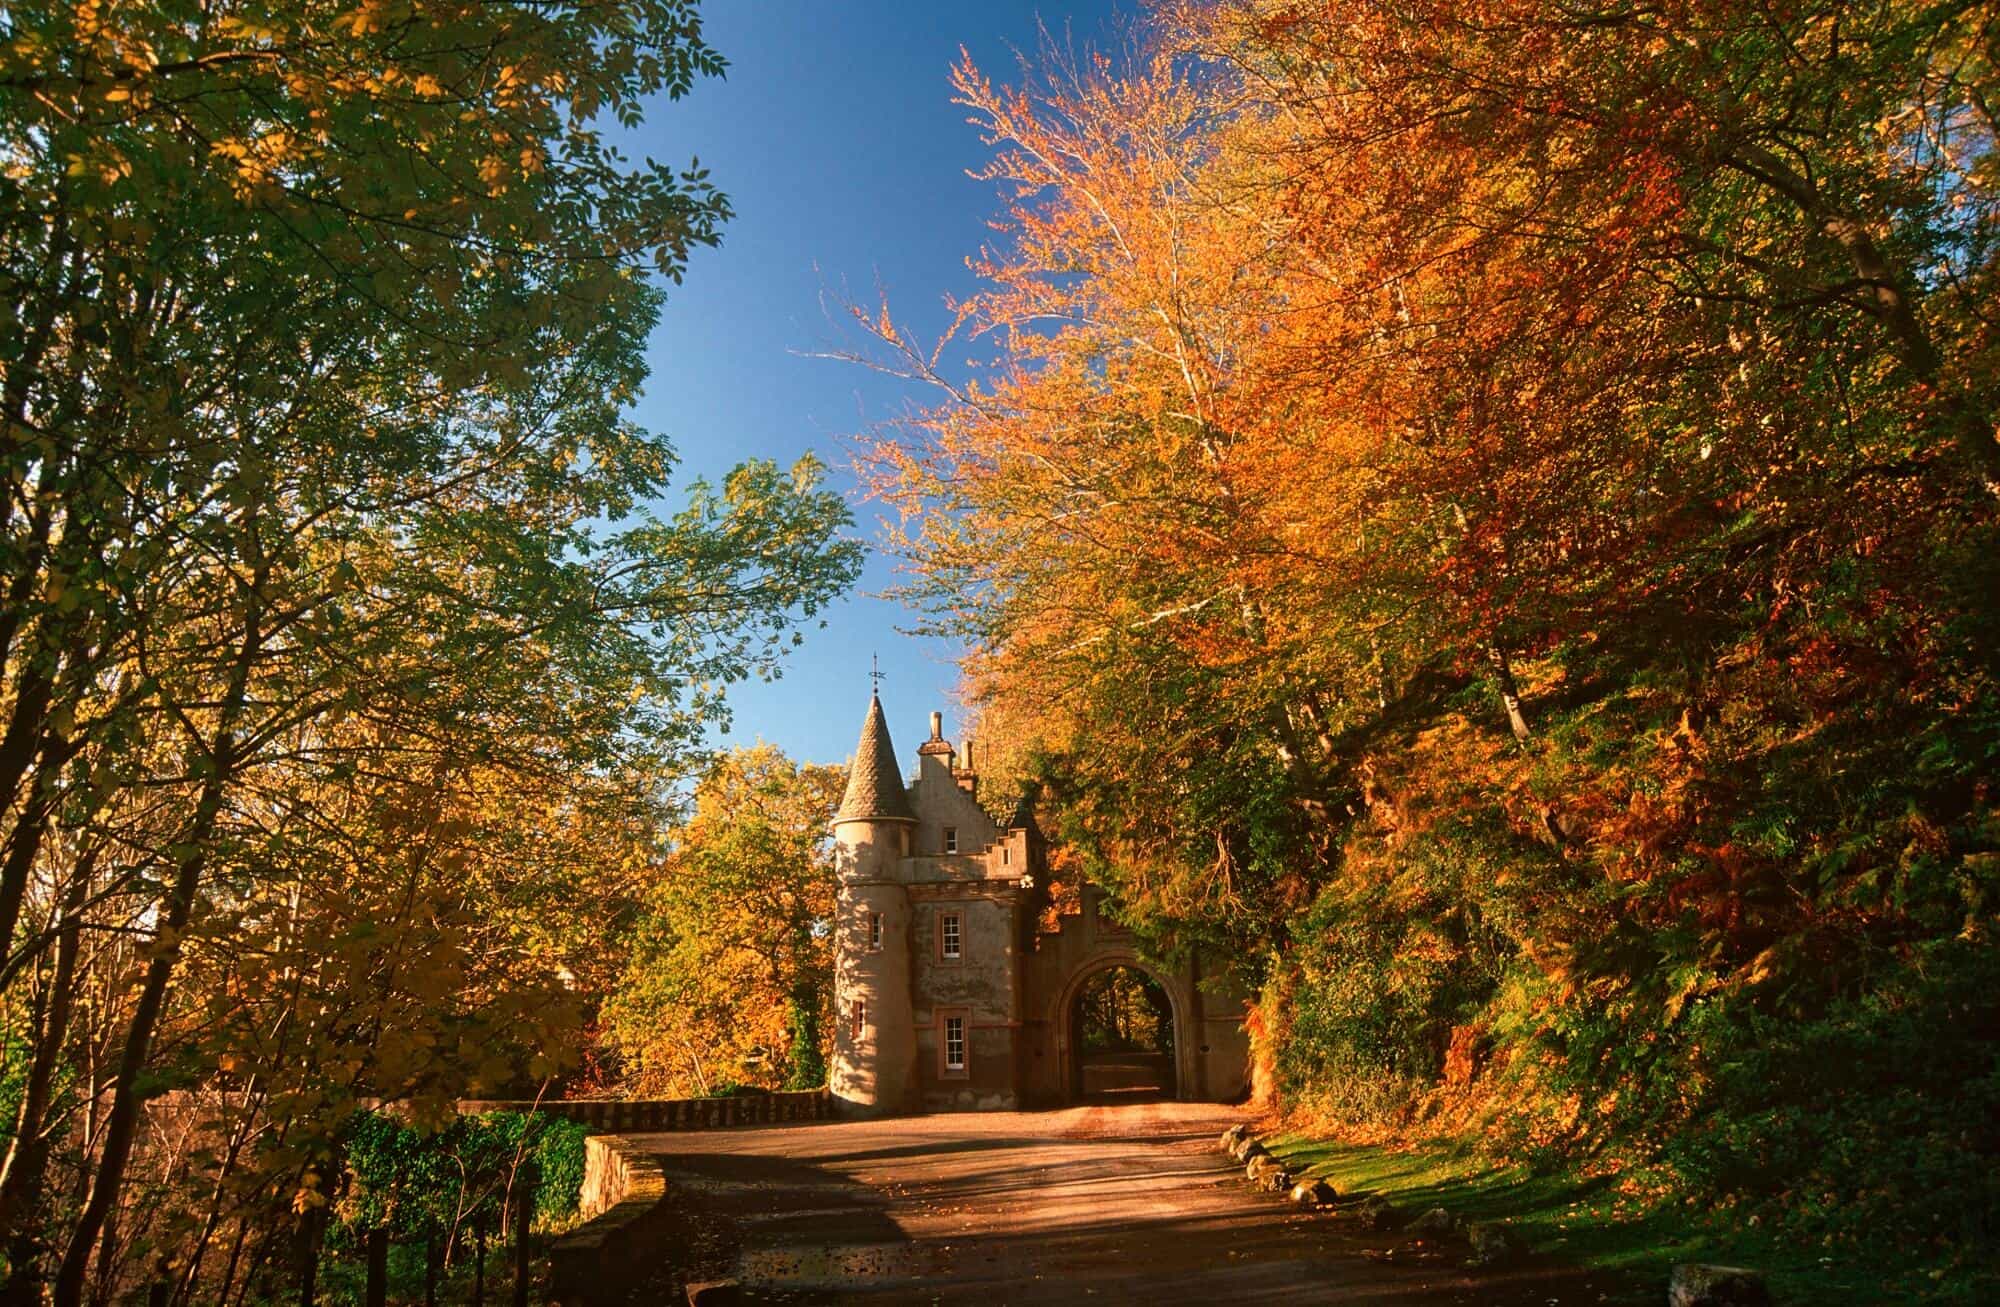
[601, 745, 845, 1097]
[862, 1, 2000, 1287]
[0, 1, 861, 1299]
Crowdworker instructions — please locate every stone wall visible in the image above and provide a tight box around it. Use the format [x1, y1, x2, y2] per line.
[456, 1088, 832, 1132]
[908, 883, 1026, 1111]
[479, 1090, 829, 1305]
[576, 1133, 660, 1220]
[549, 1135, 668, 1306]
[1018, 889, 1252, 1106]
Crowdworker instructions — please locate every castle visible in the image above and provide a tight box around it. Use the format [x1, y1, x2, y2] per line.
[827, 691, 1250, 1114]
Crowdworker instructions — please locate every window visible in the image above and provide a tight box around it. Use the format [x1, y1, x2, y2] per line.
[1001, 846, 1010, 867]
[850, 998, 867, 1041]
[867, 911, 883, 952]
[943, 827, 958, 853]
[940, 911, 962, 960]
[936, 1007, 971, 1078]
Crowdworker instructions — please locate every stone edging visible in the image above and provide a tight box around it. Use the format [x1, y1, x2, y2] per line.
[458, 1088, 833, 1132]
[1218, 1126, 1775, 1304]
[549, 1135, 669, 1307]
[462, 1091, 831, 1304]
[1216, 1123, 1520, 1267]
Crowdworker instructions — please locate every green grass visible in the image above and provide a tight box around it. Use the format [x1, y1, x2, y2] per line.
[1263, 1132, 1989, 1305]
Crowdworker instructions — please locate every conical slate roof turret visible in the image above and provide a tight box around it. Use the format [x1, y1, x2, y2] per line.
[835, 693, 916, 825]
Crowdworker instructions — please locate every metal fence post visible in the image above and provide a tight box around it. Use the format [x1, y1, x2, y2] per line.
[512, 1162, 536, 1307]
[365, 1227, 388, 1307]
[472, 1220, 486, 1307]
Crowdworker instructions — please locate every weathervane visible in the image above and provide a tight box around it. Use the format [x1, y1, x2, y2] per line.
[870, 653, 886, 692]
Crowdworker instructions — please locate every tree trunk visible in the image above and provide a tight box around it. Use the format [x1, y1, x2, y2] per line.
[49, 820, 221, 1306]
[783, 976, 825, 1090]
[0, 848, 92, 1279]
[511, 1173, 532, 1307]
[51, 560, 264, 1305]
[175, 1100, 262, 1304]
[0, 700, 59, 964]
[293, 1205, 323, 1307]
[1487, 645, 1533, 743]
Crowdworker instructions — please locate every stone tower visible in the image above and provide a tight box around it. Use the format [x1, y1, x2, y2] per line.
[828, 692, 918, 1113]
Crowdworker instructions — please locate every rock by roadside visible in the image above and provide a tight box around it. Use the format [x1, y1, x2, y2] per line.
[1668, 1263, 1771, 1307]
[1290, 1178, 1335, 1207]
[1464, 1220, 1521, 1268]
[1217, 1130, 1531, 1279]
[1245, 1153, 1283, 1184]
[1407, 1207, 1460, 1239]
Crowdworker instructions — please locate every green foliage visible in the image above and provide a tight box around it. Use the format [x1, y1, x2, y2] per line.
[1654, 938, 2000, 1255]
[1074, 968, 1173, 1055]
[340, 1111, 589, 1238]
[0, 1029, 23, 1149]
[782, 992, 828, 1093]
[1277, 817, 1524, 1112]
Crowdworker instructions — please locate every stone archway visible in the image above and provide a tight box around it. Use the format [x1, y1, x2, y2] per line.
[1068, 966, 1176, 1099]
[1049, 951, 1196, 1104]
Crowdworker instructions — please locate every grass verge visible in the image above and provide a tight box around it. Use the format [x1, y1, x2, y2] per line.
[1261, 1131, 1987, 1305]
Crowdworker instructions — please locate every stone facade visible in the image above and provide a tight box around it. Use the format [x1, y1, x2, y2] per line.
[828, 693, 1251, 1115]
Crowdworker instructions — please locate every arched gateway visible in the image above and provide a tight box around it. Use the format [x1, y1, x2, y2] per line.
[827, 690, 1250, 1115]
[1059, 960, 1180, 1100]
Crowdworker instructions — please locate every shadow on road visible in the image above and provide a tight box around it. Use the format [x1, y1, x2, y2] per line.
[612, 1104, 1640, 1306]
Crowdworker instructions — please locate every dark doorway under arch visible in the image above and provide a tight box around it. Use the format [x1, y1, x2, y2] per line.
[1069, 966, 1176, 1100]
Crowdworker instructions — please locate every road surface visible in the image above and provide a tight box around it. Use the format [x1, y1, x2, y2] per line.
[615, 1101, 1629, 1304]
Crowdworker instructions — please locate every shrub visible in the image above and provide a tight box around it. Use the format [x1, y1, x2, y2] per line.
[340, 1110, 589, 1240]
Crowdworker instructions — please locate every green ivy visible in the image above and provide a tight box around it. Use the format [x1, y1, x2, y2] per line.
[339, 1110, 588, 1239]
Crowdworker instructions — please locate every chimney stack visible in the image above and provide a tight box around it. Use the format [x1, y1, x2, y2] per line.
[953, 735, 978, 797]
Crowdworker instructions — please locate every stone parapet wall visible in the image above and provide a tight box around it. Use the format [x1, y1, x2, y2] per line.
[517, 1092, 831, 1305]
[549, 1135, 667, 1306]
[456, 1088, 832, 1132]
[576, 1133, 658, 1221]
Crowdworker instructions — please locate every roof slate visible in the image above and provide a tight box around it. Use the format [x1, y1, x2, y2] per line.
[836, 693, 916, 824]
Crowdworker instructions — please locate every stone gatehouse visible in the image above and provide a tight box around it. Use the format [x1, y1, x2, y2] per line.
[828, 691, 1251, 1114]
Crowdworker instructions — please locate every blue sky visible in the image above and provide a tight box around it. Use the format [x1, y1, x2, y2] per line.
[629, 1, 1121, 765]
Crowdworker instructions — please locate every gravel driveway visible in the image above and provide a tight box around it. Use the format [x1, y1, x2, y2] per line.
[618, 1101, 1628, 1304]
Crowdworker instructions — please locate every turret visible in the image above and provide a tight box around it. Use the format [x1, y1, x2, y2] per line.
[829, 691, 918, 1113]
